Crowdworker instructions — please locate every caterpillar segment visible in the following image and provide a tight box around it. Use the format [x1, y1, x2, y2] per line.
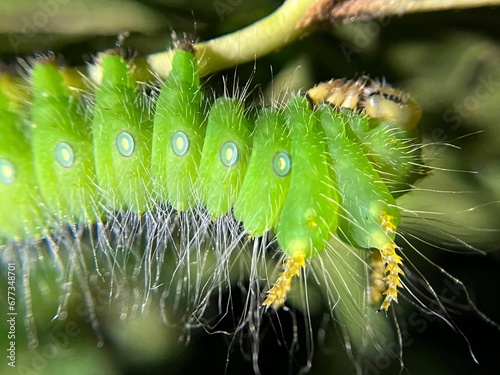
[151, 49, 204, 211]
[92, 53, 153, 214]
[31, 60, 99, 225]
[0, 49, 422, 314]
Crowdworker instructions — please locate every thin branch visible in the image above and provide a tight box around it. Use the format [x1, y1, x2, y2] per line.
[301, 0, 500, 26]
[147, 0, 316, 79]
[113, 0, 500, 80]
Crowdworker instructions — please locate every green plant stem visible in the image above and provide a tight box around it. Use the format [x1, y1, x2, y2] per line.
[147, 0, 317, 78]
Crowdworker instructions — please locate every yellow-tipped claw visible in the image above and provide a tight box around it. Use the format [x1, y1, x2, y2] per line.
[263, 252, 306, 309]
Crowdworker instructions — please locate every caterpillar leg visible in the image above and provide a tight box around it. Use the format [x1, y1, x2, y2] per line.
[377, 214, 404, 312]
[368, 250, 386, 306]
[263, 251, 306, 309]
[378, 242, 404, 311]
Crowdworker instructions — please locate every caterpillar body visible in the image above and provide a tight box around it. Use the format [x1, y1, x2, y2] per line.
[0, 48, 423, 310]
[0, 47, 446, 374]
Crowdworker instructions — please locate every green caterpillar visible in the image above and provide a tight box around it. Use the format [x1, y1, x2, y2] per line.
[0, 47, 424, 314]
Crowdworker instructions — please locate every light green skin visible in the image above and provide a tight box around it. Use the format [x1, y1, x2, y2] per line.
[318, 105, 399, 250]
[196, 97, 252, 217]
[30, 62, 99, 225]
[275, 97, 339, 259]
[0, 89, 45, 241]
[151, 50, 205, 211]
[233, 108, 291, 237]
[92, 55, 153, 213]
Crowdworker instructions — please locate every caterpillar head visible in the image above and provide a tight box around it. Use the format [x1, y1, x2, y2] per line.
[306, 78, 367, 110]
[306, 78, 422, 130]
[364, 87, 422, 130]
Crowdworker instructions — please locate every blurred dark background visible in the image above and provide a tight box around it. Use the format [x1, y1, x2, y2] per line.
[1, 1, 500, 374]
